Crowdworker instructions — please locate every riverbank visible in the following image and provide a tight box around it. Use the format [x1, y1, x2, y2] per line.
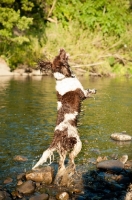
[0, 58, 42, 77]
[0, 57, 132, 78]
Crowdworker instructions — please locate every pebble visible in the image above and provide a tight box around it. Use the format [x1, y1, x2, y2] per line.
[119, 155, 128, 164]
[17, 180, 23, 186]
[125, 191, 132, 200]
[96, 156, 107, 163]
[36, 182, 41, 187]
[111, 133, 132, 141]
[56, 192, 69, 200]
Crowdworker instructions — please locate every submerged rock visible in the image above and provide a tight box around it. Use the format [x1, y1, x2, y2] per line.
[29, 193, 49, 200]
[26, 166, 54, 184]
[97, 160, 124, 172]
[111, 132, 132, 141]
[3, 177, 13, 184]
[13, 155, 28, 162]
[17, 172, 26, 180]
[0, 191, 11, 200]
[16, 180, 36, 194]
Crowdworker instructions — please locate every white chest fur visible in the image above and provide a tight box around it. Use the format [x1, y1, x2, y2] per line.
[56, 77, 87, 96]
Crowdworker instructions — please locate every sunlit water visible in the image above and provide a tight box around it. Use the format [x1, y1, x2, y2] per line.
[0, 75, 132, 187]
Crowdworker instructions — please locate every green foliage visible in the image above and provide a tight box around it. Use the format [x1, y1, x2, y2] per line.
[0, 5, 33, 44]
[0, 0, 46, 68]
[108, 57, 115, 67]
[53, 0, 131, 36]
[0, 0, 132, 76]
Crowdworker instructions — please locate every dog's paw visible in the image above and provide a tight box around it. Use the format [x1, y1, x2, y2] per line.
[87, 88, 96, 94]
[85, 88, 96, 98]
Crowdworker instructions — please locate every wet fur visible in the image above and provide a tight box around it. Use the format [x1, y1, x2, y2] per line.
[32, 49, 96, 184]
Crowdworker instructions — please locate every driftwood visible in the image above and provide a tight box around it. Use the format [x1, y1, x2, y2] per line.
[71, 53, 132, 69]
[72, 62, 104, 68]
[98, 54, 126, 65]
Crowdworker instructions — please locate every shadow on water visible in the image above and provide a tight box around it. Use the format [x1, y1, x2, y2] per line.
[79, 168, 131, 200]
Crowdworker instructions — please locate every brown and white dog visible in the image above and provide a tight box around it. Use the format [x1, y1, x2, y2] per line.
[32, 49, 96, 183]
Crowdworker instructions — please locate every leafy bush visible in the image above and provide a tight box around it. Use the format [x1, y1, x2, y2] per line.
[0, 0, 132, 75]
[53, 0, 131, 36]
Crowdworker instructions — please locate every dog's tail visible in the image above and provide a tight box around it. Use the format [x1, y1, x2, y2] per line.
[32, 148, 55, 170]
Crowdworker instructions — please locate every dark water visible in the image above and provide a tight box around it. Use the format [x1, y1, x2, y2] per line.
[0, 75, 132, 186]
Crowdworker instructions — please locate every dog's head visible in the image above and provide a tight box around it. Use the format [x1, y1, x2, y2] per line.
[38, 49, 74, 80]
[52, 49, 75, 80]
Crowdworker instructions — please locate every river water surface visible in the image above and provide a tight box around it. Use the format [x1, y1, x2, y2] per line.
[0, 75, 132, 187]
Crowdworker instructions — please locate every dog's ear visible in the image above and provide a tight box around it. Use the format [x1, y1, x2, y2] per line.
[59, 48, 68, 61]
[38, 60, 52, 73]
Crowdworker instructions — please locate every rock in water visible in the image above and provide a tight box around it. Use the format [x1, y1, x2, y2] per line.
[26, 166, 54, 184]
[119, 155, 128, 164]
[29, 193, 49, 200]
[17, 173, 26, 180]
[4, 177, 13, 184]
[17, 180, 36, 194]
[111, 133, 132, 141]
[13, 155, 28, 161]
[56, 192, 69, 200]
[0, 191, 11, 200]
[97, 160, 124, 172]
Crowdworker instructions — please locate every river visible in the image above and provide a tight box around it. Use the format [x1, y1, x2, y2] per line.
[0, 75, 132, 187]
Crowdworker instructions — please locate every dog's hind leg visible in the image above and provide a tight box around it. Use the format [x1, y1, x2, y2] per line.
[67, 136, 82, 171]
[56, 138, 82, 186]
[54, 150, 67, 185]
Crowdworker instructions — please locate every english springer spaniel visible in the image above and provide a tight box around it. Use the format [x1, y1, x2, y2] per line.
[32, 49, 96, 184]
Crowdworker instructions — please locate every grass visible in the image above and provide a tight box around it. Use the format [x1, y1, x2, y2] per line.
[39, 22, 132, 77]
